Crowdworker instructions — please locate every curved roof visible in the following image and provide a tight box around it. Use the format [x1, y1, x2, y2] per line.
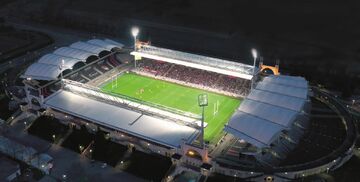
[23, 38, 122, 81]
[22, 63, 62, 81]
[54, 47, 97, 60]
[263, 75, 308, 88]
[239, 99, 297, 128]
[70, 41, 106, 55]
[225, 75, 309, 148]
[104, 39, 124, 47]
[87, 39, 122, 51]
[225, 111, 284, 148]
[37, 53, 83, 69]
[247, 89, 305, 112]
[256, 81, 308, 99]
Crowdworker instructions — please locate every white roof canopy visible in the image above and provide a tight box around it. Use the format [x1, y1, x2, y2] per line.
[131, 45, 254, 80]
[70, 41, 106, 55]
[263, 75, 308, 88]
[37, 53, 83, 69]
[225, 75, 309, 148]
[54, 47, 96, 60]
[87, 39, 122, 51]
[225, 111, 284, 148]
[23, 38, 124, 81]
[45, 91, 199, 148]
[239, 99, 297, 128]
[22, 63, 61, 80]
[247, 89, 306, 112]
[104, 39, 124, 47]
[256, 81, 308, 99]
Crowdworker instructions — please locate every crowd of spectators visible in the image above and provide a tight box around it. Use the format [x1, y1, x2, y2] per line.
[137, 59, 251, 96]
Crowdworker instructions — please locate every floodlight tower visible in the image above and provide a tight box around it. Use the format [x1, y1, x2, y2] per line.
[131, 27, 139, 68]
[251, 49, 258, 90]
[198, 94, 208, 148]
[59, 59, 65, 86]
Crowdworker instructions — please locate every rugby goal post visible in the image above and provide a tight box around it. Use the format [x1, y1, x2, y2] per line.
[111, 75, 118, 89]
[213, 100, 219, 115]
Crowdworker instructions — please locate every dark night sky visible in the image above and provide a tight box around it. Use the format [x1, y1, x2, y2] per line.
[4, 0, 360, 94]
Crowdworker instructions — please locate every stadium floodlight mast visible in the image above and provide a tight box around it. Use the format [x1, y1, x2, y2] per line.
[198, 93, 208, 148]
[131, 27, 139, 68]
[59, 59, 65, 79]
[59, 59, 65, 87]
[251, 48, 258, 90]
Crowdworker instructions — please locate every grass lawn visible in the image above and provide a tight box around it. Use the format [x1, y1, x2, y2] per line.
[101, 72, 241, 142]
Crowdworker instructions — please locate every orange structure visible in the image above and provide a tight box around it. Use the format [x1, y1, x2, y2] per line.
[259, 61, 280, 75]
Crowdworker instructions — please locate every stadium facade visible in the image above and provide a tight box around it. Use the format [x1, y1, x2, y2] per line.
[19, 39, 357, 181]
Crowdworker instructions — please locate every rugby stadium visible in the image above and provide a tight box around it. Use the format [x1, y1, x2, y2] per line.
[19, 33, 357, 181]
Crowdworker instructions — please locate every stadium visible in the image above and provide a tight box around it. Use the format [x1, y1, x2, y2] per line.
[19, 32, 357, 181]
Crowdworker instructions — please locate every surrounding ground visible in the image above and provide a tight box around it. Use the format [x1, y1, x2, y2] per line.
[101, 72, 241, 142]
[0, 95, 12, 120]
[207, 173, 246, 182]
[0, 18, 53, 64]
[123, 150, 172, 182]
[92, 130, 128, 167]
[61, 126, 94, 153]
[27, 116, 69, 142]
[26, 115, 172, 181]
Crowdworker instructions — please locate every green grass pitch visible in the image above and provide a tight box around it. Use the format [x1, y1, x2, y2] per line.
[101, 72, 241, 142]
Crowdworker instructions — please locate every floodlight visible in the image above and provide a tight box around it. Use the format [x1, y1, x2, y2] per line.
[188, 150, 195, 156]
[131, 27, 139, 37]
[251, 48, 257, 59]
[198, 94, 208, 107]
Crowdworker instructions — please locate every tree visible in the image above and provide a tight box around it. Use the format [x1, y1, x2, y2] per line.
[93, 127, 107, 160]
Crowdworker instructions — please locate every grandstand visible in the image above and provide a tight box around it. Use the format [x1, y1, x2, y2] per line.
[224, 75, 311, 166]
[21, 38, 255, 159]
[134, 59, 251, 97]
[19, 38, 357, 181]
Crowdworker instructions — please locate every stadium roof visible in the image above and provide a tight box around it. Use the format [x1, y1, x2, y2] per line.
[256, 81, 308, 99]
[131, 45, 254, 80]
[87, 39, 123, 51]
[263, 75, 308, 88]
[70, 41, 106, 55]
[54, 47, 96, 60]
[247, 89, 306, 112]
[22, 38, 123, 81]
[225, 112, 284, 147]
[37, 53, 83, 69]
[22, 63, 61, 80]
[44, 91, 199, 148]
[239, 99, 297, 128]
[103, 39, 124, 47]
[225, 75, 309, 148]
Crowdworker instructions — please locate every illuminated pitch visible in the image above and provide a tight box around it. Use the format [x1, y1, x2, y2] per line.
[101, 72, 241, 142]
